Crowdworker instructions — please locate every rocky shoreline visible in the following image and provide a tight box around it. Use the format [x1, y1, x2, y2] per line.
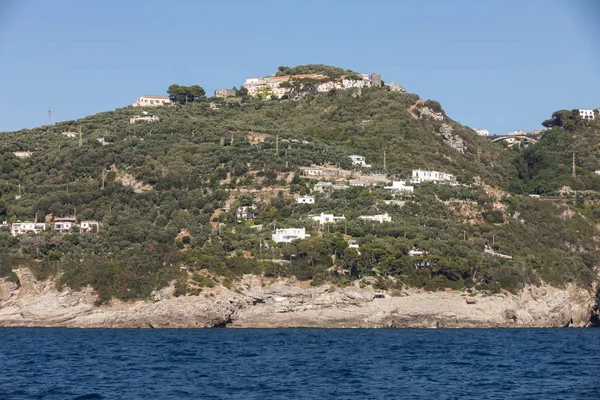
[0, 268, 597, 329]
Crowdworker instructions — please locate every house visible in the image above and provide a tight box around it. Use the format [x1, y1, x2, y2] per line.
[349, 155, 368, 166]
[300, 165, 349, 177]
[349, 175, 391, 187]
[130, 115, 160, 124]
[80, 221, 100, 234]
[484, 245, 513, 259]
[236, 206, 255, 222]
[11, 222, 47, 236]
[408, 249, 426, 257]
[97, 138, 110, 145]
[13, 151, 32, 158]
[313, 181, 332, 192]
[214, 88, 236, 98]
[383, 200, 406, 206]
[410, 169, 457, 185]
[132, 95, 172, 107]
[579, 109, 595, 120]
[348, 239, 360, 250]
[384, 181, 414, 193]
[53, 217, 76, 234]
[272, 228, 310, 243]
[474, 129, 489, 136]
[386, 82, 406, 92]
[310, 213, 345, 225]
[62, 131, 78, 138]
[0, 221, 8, 229]
[359, 213, 392, 223]
[296, 196, 315, 204]
[594, 171, 600, 175]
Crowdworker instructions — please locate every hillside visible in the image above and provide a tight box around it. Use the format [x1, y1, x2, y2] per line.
[0, 70, 599, 311]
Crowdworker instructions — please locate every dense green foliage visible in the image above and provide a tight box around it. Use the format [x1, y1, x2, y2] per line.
[275, 64, 354, 77]
[0, 70, 598, 302]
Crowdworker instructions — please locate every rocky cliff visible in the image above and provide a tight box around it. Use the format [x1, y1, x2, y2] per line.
[0, 269, 596, 328]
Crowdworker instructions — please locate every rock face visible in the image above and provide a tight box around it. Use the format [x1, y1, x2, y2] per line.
[439, 123, 466, 154]
[0, 269, 596, 328]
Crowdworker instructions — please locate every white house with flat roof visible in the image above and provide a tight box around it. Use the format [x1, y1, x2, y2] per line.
[384, 181, 414, 193]
[53, 217, 76, 234]
[579, 109, 595, 120]
[80, 221, 100, 234]
[359, 213, 392, 223]
[411, 169, 457, 185]
[130, 115, 160, 124]
[11, 222, 47, 236]
[310, 213, 345, 225]
[13, 151, 32, 158]
[296, 196, 315, 204]
[272, 228, 310, 243]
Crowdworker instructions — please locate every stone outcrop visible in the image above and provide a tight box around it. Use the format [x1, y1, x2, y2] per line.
[0, 269, 596, 328]
[439, 123, 466, 154]
[420, 107, 445, 121]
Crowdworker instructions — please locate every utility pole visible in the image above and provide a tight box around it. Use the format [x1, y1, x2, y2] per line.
[383, 150, 387, 174]
[47, 109, 51, 125]
[572, 153, 576, 177]
[79, 127, 83, 148]
[276, 134, 279, 156]
[101, 170, 106, 190]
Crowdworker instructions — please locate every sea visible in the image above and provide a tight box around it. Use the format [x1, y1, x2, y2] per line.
[0, 328, 598, 399]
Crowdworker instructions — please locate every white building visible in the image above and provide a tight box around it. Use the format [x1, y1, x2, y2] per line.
[11, 222, 47, 236]
[386, 82, 406, 92]
[579, 109, 595, 120]
[310, 213, 345, 225]
[132, 95, 172, 107]
[349, 155, 368, 166]
[359, 213, 392, 223]
[411, 169, 457, 185]
[80, 221, 100, 234]
[408, 249, 426, 257]
[594, 170, 600, 175]
[272, 228, 310, 243]
[53, 217, 76, 234]
[62, 131, 78, 138]
[130, 115, 160, 124]
[296, 196, 315, 204]
[474, 129, 489, 136]
[13, 151, 32, 158]
[384, 181, 414, 193]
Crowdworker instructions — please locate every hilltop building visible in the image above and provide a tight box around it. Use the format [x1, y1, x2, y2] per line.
[474, 129, 489, 136]
[132, 95, 172, 107]
[272, 228, 310, 243]
[13, 151, 32, 158]
[387, 82, 406, 92]
[579, 109, 595, 120]
[242, 72, 383, 98]
[296, 196, 315, 204]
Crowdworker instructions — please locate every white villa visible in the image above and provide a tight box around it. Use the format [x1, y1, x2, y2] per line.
[359, 213, 392, 223]
[272, 228, 310, 243]
[13, 151, 32, 158]
[53, 217, 76, 234]
[349, 155, 368, 166]
[132, 95, 172, 107]
[411, 169, 457, 185]
[296, 196, 315, 204]
[130, 115, 160, 124]
[474, 129, 489, 136]
[80, 221, 100, 234]
[579, 109, 595, 120]
[11, 222, 47, 236]
[310, 213, 345, 225]
[384, 181, 414, 193]
[62, 131, 78, 138]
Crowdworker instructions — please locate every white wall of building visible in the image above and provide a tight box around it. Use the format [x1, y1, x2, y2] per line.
[272, 228, 309, 243]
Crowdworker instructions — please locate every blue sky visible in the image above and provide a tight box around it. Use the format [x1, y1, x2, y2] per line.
[0, 0, 598, 134]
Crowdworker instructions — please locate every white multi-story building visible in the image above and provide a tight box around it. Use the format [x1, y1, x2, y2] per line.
[579, 109, 595, 120]
[80, 221, 100, 234]
[272, 228, 310, 243]
[53, 217, 76, 234]
[11, 222, 47, 236]
[474, 129, 489, 136]
[349, 155, 367, 166]
[310, 213, 345, 225]
[132, 95, 172, 107]
[411, 169, 457, 185]
[296, 196, 315, 204]
[359, 213, 392, 223]
[384, 181, 414, 193]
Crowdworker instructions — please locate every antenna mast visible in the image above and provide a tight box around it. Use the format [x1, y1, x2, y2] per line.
[79, 127, 83, 147]
[47, 108, 51, 125]
[572, 153, 576, 177]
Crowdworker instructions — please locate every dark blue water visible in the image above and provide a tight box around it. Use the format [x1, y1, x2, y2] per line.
[0, 329, 598, 399]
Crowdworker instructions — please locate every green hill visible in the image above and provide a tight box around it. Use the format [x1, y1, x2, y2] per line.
[1, 69, 599, 303]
